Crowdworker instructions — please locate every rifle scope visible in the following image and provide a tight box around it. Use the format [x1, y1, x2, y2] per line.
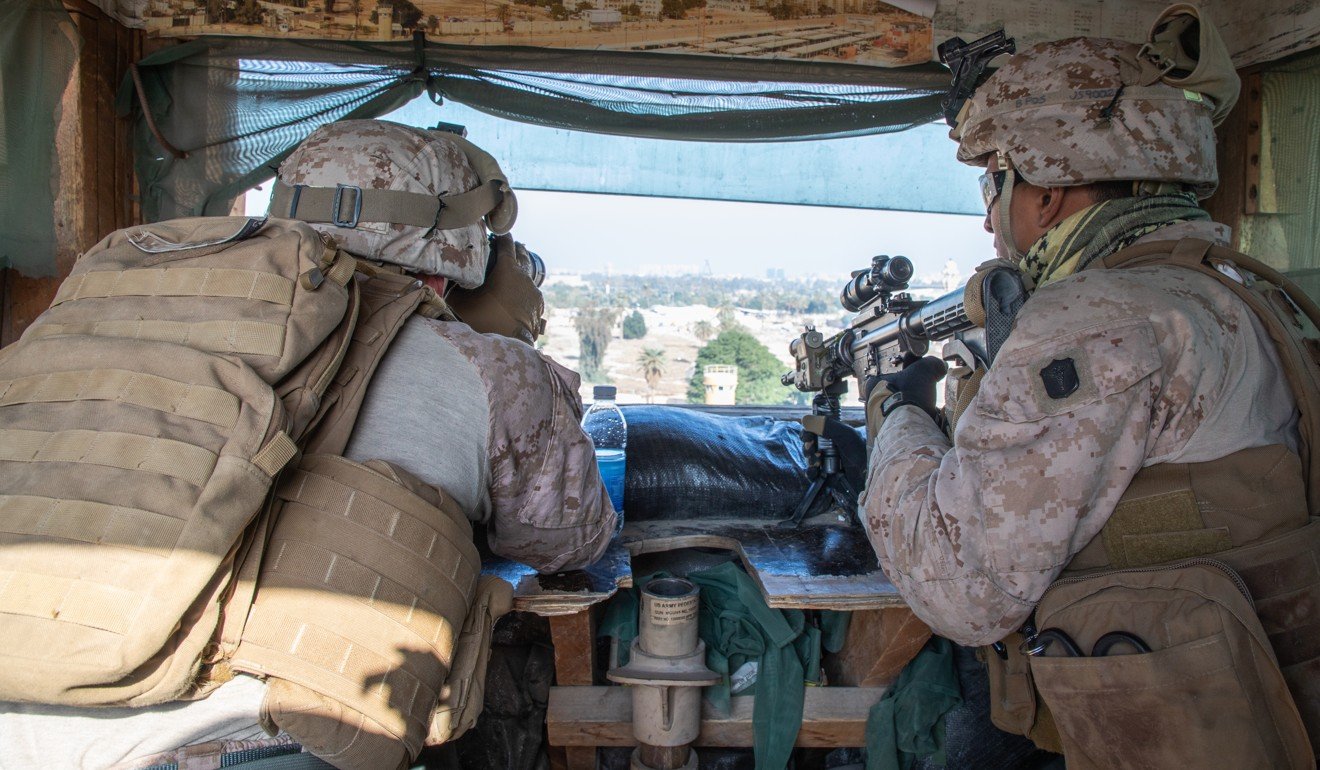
[840, 255, 914, 312]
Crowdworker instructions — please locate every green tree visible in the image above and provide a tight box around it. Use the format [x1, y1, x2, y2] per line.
[716, 301, 738, 331]
[575, 305, 619, 381]
[621, 309, 647, 340]
[576, 1, 594, 10]
[638, 347, 667, 402]
[660, 0, 687, 19]
[687, 328, 790, 405]
[623, 2, 641, 14]
[548, 2, 570, 18]
[692, 319, 714, 341]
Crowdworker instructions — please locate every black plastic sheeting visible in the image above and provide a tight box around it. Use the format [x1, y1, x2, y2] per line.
[619, 406, 861, 522]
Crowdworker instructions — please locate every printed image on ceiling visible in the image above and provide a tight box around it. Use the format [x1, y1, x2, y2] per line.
[103, 0, 933, 65]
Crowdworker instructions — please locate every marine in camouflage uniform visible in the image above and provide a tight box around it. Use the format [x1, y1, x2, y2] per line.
[859, 33, 1287, 646]
[0, 121, 616, 769]
[862, 10, 1320, 767]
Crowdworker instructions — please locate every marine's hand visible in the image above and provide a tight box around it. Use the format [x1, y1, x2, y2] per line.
[863, 356, 948, 432]
[801, 414, 867, 493]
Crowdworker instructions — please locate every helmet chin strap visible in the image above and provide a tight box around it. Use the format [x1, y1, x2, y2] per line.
[996, 165, 1029, 265]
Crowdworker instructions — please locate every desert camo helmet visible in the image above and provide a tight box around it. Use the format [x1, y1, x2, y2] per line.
[949, 4, 1239, 198]
[275, 119, 517, 288]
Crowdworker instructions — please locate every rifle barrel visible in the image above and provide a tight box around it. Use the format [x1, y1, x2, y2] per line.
[849, 286, 974, 359]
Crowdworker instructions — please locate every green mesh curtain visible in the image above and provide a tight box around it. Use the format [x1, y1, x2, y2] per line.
[0, 0, 78, 276]
[117, 36, 948, 222]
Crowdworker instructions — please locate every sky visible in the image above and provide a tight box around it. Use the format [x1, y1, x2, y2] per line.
[250, 187, 992, 280]
[511, 190, 992, 280]
[248, 96, 996, 280]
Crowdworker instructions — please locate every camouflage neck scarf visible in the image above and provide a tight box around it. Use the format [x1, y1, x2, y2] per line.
[1020, 193, 1210, 287]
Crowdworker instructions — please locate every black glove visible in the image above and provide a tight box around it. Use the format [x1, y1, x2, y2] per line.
[864, 356, 948, 424]
[801, 414, 867, 493]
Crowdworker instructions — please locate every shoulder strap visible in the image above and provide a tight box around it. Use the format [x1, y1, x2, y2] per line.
[1100, 238, 1320, 513]
[301, 271, 445, 457]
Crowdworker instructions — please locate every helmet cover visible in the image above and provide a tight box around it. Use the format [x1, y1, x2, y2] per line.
[951, 37, 1222, 197]
[277, 119, 492, 287]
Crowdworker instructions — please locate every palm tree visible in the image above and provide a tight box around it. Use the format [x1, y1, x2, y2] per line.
[638, 348, 667, 403]
[693, 319, 715, 342]
[716, 301, 738, 331]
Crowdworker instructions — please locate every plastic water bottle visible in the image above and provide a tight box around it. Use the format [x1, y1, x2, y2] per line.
[582, 385, 626, 532]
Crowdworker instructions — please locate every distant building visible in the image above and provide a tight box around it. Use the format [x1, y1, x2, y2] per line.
[703, 364, 738, 405]
[593, 0, 661, 17]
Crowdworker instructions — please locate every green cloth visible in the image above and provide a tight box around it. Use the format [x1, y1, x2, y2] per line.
[599, 563, 829, 770]
[1020, 192, 1210, 287]
[864, 637, 962, 770]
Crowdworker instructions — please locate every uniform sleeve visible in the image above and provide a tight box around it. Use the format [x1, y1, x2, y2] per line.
[859, 316, 1166, 647]
[481, 343, 617, 574]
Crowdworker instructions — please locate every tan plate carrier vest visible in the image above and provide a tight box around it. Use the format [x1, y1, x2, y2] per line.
[0, 217, 512, 770]
[982, 238, 1320, 768]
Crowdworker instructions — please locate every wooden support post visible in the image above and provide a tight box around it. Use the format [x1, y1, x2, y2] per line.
[1204, 67, 1264, 245]
[548, 609, 599, 770]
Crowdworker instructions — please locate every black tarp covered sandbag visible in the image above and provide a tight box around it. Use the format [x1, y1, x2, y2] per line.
[618, 405, 861, 521]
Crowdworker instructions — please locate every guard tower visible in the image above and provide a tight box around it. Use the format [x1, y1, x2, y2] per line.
[702, 364, 738, 405]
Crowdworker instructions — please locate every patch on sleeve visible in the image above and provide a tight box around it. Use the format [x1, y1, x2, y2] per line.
[976, 320, 1161, 423]
[1039, 358, 1080, 399]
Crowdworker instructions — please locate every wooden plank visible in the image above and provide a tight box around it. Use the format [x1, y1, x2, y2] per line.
[93, 16, 118, 242]
[1203, 66, 1259, 243]
[547, 686, 887, 748]
[549, 609, 598, 686]
[1243, 72, 1264, 216]
[824, 608, 930, 687]
[625, 519, 903, 610]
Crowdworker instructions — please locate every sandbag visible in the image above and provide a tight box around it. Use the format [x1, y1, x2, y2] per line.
[619, 406, 862, 522]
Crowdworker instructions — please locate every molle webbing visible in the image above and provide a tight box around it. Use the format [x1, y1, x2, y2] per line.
[28, 217, 353, 385]
[1069, 444, 1308, 572]
[0, 428, 218, 487]
[0, 369, 240, 427]
[230, 455, 479, 765]
[0, 334, 295, 707]
[53, 268, 297, 307]
[27, 319, 289, 359]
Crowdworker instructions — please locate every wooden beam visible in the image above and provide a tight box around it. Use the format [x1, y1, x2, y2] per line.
[549, 609, 599, 686]
[549, 610, 600, 770]
[1203, 68, 1263, 245]
[547, 686, 887, 748]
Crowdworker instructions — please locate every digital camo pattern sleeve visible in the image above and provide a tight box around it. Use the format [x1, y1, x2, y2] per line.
[436, 323, 617, 573]
[858, 266, 1289, 647]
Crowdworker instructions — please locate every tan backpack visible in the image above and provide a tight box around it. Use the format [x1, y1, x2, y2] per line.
[0, 216, 508, 766]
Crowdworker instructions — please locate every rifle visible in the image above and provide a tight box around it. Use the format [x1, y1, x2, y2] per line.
[779, 255, 1028, 526]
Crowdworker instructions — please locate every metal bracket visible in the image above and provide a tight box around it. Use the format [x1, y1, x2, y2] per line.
[333, 184, 363, 228]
